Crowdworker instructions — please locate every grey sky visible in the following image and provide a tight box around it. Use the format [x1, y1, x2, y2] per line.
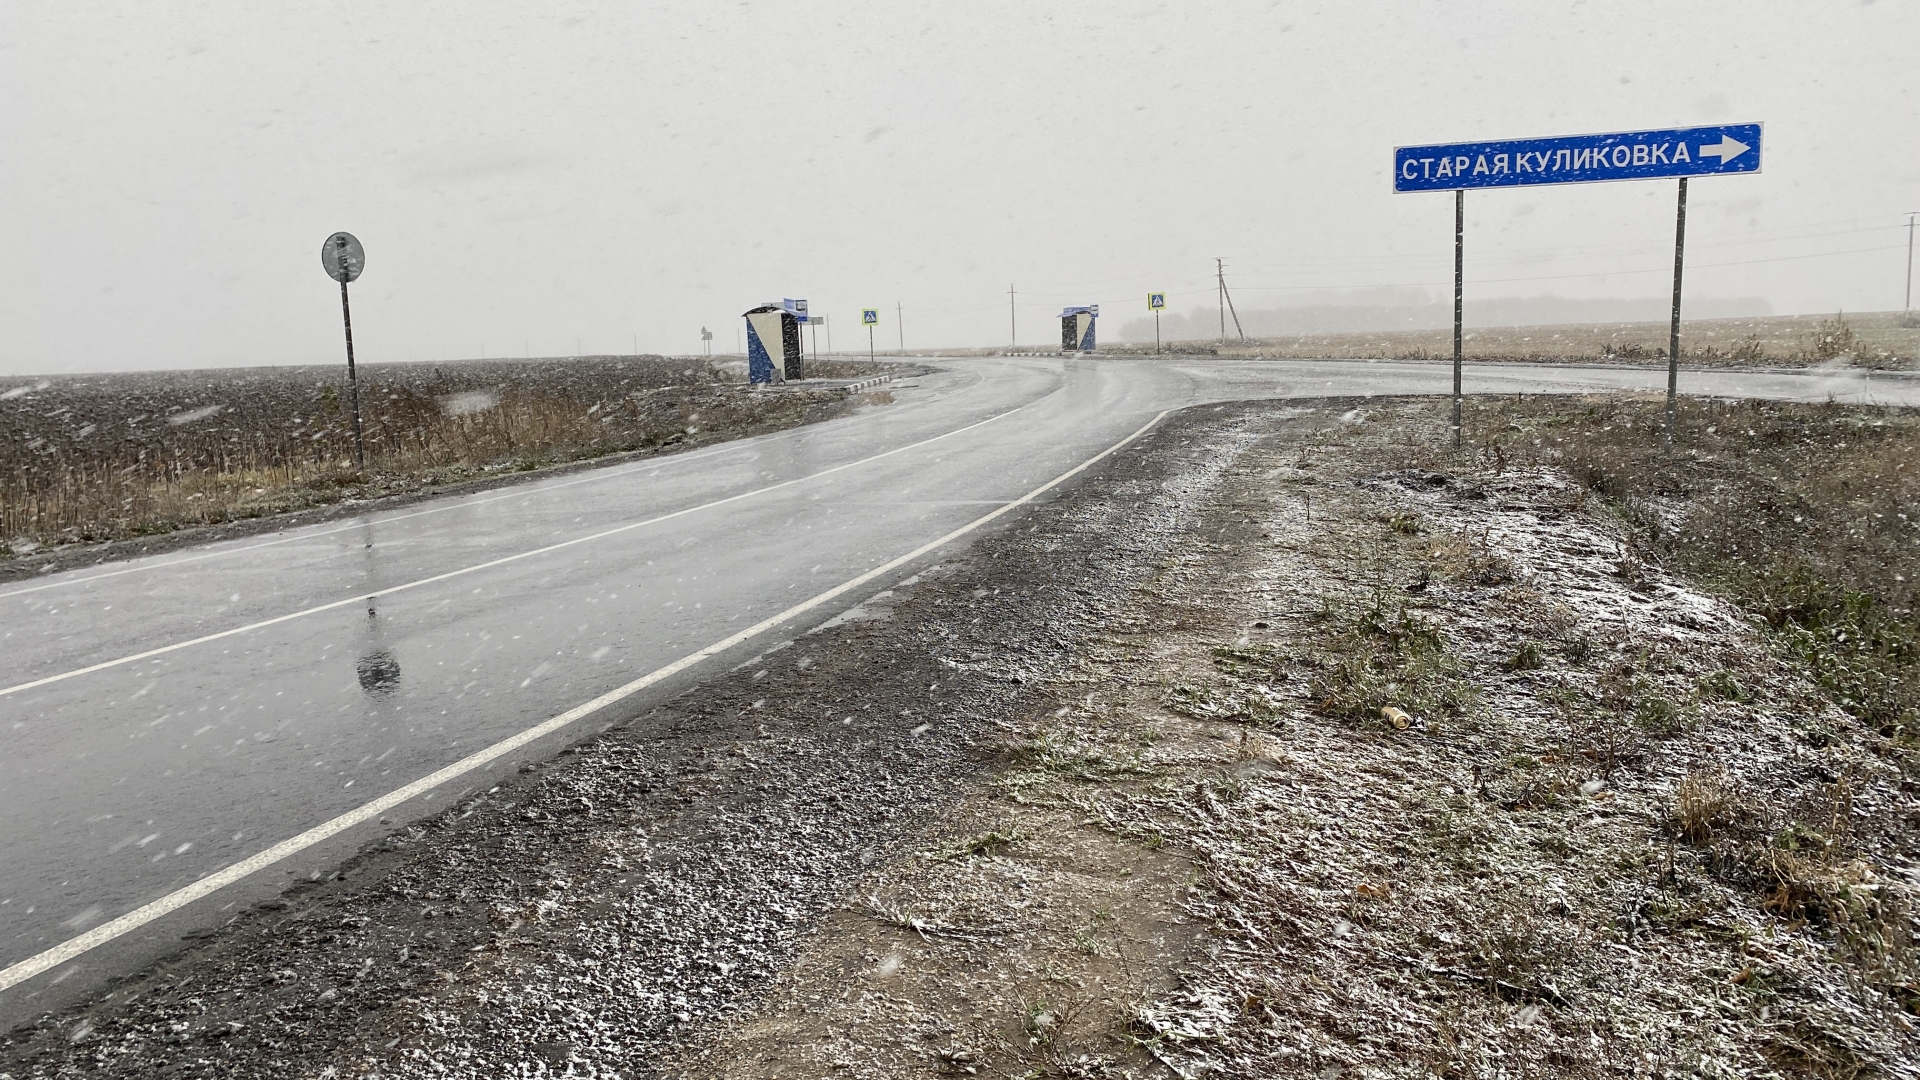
[2, 1, 1914, 374]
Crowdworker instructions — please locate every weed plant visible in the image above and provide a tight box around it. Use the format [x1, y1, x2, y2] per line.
[1309, 590, 1474, 725]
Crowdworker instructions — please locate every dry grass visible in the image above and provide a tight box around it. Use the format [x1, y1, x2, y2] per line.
[1102, 309, 1920, 368]
[0, 356, 893, 555]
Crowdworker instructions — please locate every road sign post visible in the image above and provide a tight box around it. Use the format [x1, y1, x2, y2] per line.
[1453, 190, 1463, 446]
[1668, 179, 1689, 452]
[1394, 123, 1761, 451]
[1148, 293, 1166, 355]
[320, 232, 367, 469]
[862, 309, 879, 361]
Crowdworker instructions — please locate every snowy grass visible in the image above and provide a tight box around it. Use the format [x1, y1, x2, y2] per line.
[1454, 393, 1920, 748]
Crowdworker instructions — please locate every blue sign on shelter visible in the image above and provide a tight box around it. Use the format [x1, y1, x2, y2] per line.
[1394, 123, 1761, 192]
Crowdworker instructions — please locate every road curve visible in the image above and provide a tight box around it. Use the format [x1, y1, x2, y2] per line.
[3, 355, 1917, 1020]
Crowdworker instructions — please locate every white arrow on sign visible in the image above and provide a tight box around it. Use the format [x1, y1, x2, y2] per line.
[1698, 135, 1749, 162]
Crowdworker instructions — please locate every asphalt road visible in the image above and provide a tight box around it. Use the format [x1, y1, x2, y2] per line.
[3, 354, 1916, 1021]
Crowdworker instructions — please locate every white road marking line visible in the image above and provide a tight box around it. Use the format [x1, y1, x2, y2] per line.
[0, 362, 999, 601]
[0, 408, 1167, 994]
[0, 400, 1024, 699]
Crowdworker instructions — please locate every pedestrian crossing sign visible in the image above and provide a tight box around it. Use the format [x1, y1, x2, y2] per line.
[861, 309, 879, 325]
[1148, 293, 1166, 310]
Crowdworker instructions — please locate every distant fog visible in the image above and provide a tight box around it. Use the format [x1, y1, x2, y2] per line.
[1121, 291, 1774, 342]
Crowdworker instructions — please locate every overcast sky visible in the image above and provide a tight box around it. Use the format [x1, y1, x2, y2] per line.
[2, 1, 1915, 374]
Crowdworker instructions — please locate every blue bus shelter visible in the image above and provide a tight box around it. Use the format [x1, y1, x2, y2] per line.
[742, 303, 805, 384]
[1060, 305, 1098, 352]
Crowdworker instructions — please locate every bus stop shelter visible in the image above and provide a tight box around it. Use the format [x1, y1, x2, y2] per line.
[743, 303, 805, 383]
[1060, 305, 1098, 352]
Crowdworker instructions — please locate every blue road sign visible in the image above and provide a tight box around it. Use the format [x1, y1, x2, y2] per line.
[861, 308, 879, 325]
[1394, 123, 1760, 192]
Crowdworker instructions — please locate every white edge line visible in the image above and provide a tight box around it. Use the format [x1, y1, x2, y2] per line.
[0, 363, 990, 602]
[0, 407, 1167, 994]
[0, 400, 1024, 699]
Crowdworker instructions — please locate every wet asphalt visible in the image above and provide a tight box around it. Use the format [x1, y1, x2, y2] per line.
[3, 354, 1916, 1024]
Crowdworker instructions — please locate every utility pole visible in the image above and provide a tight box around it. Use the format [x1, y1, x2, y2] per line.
[1217, 259, 1225, 342]
[1906, 212, 1917, 312]
[1008, 285, 1017, 350]
[1215, 258, 1244, 341]
[896, 301, 904, 352]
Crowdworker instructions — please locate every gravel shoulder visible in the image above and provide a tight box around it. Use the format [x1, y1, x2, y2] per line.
[5, 397, 1915, 1079]
[0, 395, 1243, 1078]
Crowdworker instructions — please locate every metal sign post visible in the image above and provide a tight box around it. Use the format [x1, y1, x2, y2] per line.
[862, 308, 879, 360]
[1148, 292, 1166, 355]
[320, 232, 367, 468]
[1453, 191, 1463, 446]
[1668, 179, 1688, 452]
[1393, 123, 1762, 451]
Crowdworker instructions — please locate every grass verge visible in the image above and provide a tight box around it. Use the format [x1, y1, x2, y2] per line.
[0, 356, 898, 556]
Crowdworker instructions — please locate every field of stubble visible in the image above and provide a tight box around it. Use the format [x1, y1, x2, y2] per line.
[1107, 310, 1920, 369]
